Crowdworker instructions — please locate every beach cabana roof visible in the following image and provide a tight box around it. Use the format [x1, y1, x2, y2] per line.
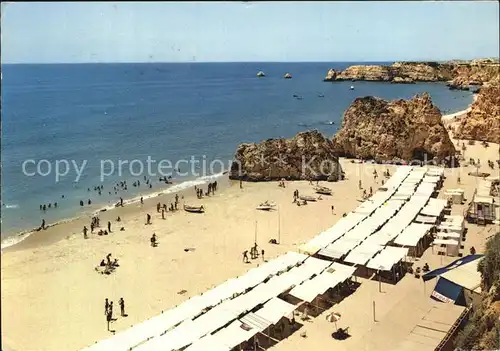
[420, 198, 447, 217]
[185, 333, 230, 351]
[288, 263, 356, 302]
[436, 231, 461, 239]
[318, 237, 362, 259]
[343, 242, 384, 266]
[394, 223, 433, 247]
[217, 320, 261, 350]
[366, 246, 409, 271]
[253, 297, 296, 325]
[433, 238, 459, 246]
[414, 215, 437, 224]
[240, 312, 272, 331]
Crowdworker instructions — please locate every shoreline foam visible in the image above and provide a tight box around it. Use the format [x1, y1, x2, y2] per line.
[1, 172, 227, 251]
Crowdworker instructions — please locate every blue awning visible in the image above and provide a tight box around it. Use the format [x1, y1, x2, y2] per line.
[422, 254, 483, 282]
[431, 277, 465, 305]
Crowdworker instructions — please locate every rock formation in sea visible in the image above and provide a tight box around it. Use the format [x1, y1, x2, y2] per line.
[454, 83, 500, 143]
[328, 62, 455, 83]
[332, 93, 457, 163]
[323, 69, 338, 81]
[391, 76, 415, 84]
[324, 60, 499, 89]
[447, 62, 500, 90]
[230, 130, 343, 181]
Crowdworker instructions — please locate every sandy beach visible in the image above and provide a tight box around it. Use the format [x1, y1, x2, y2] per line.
[1, 158, 395, 351]
[2, 98, 499, 351]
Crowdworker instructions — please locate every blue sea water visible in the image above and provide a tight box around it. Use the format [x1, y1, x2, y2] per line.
[1, 62, 473, 241]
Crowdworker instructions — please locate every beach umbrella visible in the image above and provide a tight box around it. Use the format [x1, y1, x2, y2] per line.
[326, 312, 342, 330]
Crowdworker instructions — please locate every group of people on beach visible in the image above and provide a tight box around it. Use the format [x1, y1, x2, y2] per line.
[242, 243, 264, 263]
[195, 181, 218, 199]
[97, 253, 120, 275]
[105, 297, 126, 331]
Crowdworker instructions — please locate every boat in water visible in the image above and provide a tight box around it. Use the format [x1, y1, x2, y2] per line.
[257, 71, 265, 77]
[284, 73, 292, 79]
[350, 85, 355, 90]
[317, 93, 325, 97]
[184, 204, 205, 213]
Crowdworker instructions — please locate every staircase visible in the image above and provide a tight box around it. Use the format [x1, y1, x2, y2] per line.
[434, 305, 472, 351]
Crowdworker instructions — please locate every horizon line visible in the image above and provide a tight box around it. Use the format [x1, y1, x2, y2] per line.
[1, 57, 493, 65]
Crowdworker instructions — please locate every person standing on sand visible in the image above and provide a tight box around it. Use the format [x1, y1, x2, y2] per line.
[146, 214, 151, 225]
[243, 250, 249, 263]
[83, 226, 88, 239]
[358, 180, 362, 189]
[162, 209, 165, 219]
[157, 202, 161, 213]
[175, 194, 179, 205]
[41, 219, 46, 230]
[90, 222, 94, 233]
[108, 221, 112, 233]
[119, 298, 125, 317]
[261, 249, 265, 261]
[240, 178, 243, 189]
[140, 197, 144, 205]
[105, 298, 109, 316]
[331, 205, 335, 214]
[120, 197, 123, 207]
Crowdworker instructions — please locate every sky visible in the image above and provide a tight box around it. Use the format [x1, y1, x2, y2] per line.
[1, 1, 499, 63]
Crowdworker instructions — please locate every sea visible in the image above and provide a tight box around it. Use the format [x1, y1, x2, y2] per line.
[0, 62, 474, 247]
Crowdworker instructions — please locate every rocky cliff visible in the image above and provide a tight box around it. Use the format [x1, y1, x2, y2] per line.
[335, 65, 395, 81]
[447, 63, 500, 90]
[324, 60, 498, 88]
[327, 62, 455, 83]
[454, 84, 500, 143]
[230, 130, 343, 181]
[332, 93, 457, 162]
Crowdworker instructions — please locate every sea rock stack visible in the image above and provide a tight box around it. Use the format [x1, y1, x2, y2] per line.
[323, 69, 338, 81]
[284, 73, 292, 79]
[332, 93, 457, 163]
[454, 84, 500, 143]
[230, 130, 343, 182]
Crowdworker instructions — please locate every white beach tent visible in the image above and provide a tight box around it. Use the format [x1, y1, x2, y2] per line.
[343, 242, 384, 266]
[366, 246, 409, 271]
[288, 263, 356, 302]
[394, 223, 433, 247]
[318, 237, 363, 260]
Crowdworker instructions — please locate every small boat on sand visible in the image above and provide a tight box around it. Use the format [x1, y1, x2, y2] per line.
[184, 205, 205, 213]
[314, 186, 332, 195]
[299, 195, 317, 202]
[256, 201, 276, 211]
